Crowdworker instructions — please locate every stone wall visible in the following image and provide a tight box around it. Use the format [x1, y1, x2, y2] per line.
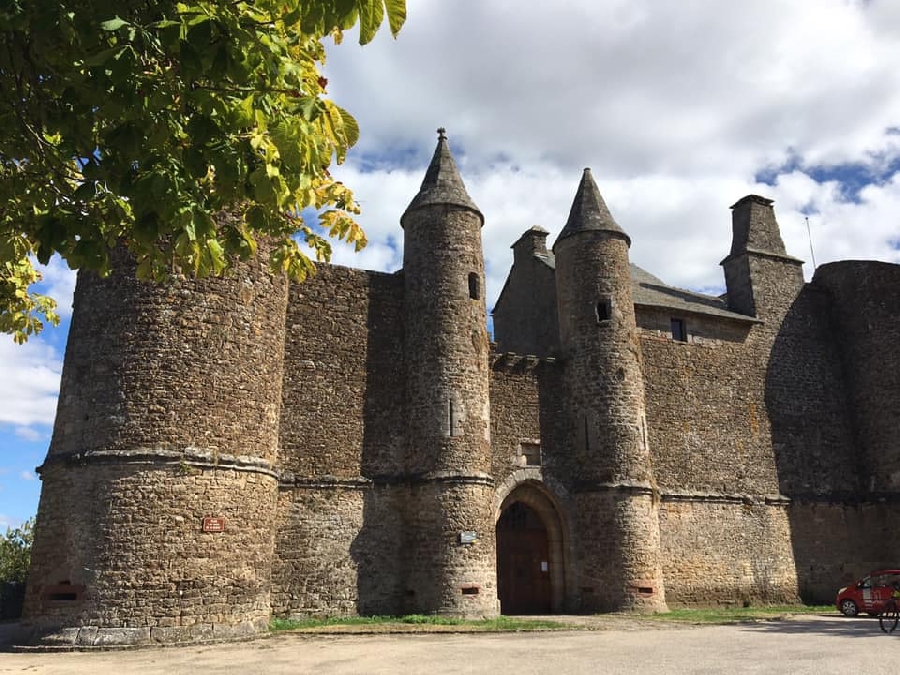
[574, 491, 665, 612]
[27, 464, 277, 645]
[659, 498, 798, 606]
[402, 482, 499, 616]
[279, 265, 405, 480]
[47, 251, 287, 465]
[489, 357, 549, 478]
[765, 284, 859, 496]
[271, 484, 404, 618]
[786, 500, 900, 604]
[274, 264, 406, 617]
[813, 261, 900, 492]
[25, 249, 287, 646]
[640, 318, 782, 495]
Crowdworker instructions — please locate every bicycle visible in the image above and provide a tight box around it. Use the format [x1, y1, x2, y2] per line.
[879, 597, 900, 633]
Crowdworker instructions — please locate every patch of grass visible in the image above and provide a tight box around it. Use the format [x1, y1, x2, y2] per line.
[270, 605, 836, 633]
[647, 605, 834, 623]
[270, 614, 569, 632]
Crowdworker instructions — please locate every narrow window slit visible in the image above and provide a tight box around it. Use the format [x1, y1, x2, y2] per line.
[468, 272, 480, 300]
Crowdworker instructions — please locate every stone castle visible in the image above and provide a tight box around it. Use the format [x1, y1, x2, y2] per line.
[21, 130, 900, 645]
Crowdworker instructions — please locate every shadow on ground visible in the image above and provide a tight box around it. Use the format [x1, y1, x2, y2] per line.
[736, 614, 897, 639]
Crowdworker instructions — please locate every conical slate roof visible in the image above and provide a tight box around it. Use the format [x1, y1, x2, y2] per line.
[401, 128, 483, 227]
[554, 168, 630, 247]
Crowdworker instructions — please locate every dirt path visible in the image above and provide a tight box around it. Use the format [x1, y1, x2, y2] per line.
[1, 615, 891, 674]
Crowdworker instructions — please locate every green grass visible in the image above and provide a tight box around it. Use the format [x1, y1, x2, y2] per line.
[270, 605, 836, 633]
[270, 614, 569, 632]
[645, 604, 834, 623]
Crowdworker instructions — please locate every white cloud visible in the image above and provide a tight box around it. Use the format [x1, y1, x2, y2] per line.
[35, 256, 77, 319]
[314, 0, 900, 304]
[14, 426, 47, 442]
[18, 470, 35, 481]
[0, 337, 62, 435]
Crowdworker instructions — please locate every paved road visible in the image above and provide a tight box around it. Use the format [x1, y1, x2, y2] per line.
[1, 615, 894, 674]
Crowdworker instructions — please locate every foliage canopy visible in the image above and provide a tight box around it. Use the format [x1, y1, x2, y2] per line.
[0, 0, 405, 342]
[0, 518, 33, 585]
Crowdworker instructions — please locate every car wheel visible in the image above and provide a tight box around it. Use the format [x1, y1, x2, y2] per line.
[840, 599, 859, 617]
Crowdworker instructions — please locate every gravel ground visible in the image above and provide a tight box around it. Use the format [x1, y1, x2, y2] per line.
[1, 614, 894, 674]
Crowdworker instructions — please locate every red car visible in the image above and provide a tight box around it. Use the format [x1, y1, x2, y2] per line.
[837, 570, 900, 616]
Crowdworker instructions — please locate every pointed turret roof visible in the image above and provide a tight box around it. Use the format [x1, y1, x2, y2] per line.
[401, 128, 483, 227]
[554, 168, 630, 247]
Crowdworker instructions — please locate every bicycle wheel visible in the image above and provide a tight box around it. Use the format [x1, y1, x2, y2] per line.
[879, 603, 899, 633]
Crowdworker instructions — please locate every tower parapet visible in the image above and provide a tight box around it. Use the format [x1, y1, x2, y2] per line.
[400, 129, 498, 616]
[553, 169, 666, 612]
[23, 243, 288, 646]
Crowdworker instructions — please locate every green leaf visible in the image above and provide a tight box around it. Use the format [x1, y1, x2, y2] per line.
[0, 0, 403, 341]
[357, 0, 384, 45]
[336, 105, 360, 147]
[383, 0, 407, 36]
[100, 17, 129, 32]
[206, 238, 227, 275]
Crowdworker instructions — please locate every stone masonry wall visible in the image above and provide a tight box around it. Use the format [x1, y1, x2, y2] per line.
[489, 358, 551, 478]
[659, 499, 799, 606]
[764, 284, 859, 495]
[274, 264, 405, 617]
[574, 491, 665, 612]
[26, 249, 288, 645]
[640, 318, 782, 495]
[279, 265, 405, 479]
[47, 251, 288, 465]
[27, 463, 277, 645]
[401, 482, 499, 617]
[271, 484, 404, 618]
[813, 261, 900, 492]
[786, 501, 900, 604]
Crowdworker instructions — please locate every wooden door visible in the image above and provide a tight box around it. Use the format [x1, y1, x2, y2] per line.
[496, 501, 552, 614]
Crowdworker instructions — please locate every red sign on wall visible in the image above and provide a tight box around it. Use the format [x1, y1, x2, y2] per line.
[202, 517, 226, 533]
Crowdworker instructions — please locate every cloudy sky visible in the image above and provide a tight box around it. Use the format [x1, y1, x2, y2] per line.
[2, 0, 899, 529]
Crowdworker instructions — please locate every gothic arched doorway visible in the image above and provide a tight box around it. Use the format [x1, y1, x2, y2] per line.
[496, 484, 566, 614]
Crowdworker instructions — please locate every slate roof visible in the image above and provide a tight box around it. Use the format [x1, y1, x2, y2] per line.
[535, 251, 757, 323]
[555, 168, 630, 246]
[402, 128, 482, 225]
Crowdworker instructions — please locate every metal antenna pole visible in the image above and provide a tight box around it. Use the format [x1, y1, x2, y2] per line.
[805, 215, 817, 269]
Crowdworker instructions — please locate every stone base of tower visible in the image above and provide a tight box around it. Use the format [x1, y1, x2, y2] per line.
[21, 457, 278, 646]
[403, 478, 500, 618]
[573, 486, 668, 614]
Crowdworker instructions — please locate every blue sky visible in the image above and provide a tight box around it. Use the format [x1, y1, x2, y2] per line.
[2, 0, 900, 529]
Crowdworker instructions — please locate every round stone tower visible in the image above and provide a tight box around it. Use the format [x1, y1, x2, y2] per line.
[553, 169, 667, 613]
[23, 242, 288, 646]
[400, 129, 498, 616]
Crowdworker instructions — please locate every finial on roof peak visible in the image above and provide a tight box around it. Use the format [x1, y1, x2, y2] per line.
[437, 127, 447, 139]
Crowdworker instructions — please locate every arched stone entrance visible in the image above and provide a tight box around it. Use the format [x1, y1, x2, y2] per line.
[496, 482, 566, 614]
